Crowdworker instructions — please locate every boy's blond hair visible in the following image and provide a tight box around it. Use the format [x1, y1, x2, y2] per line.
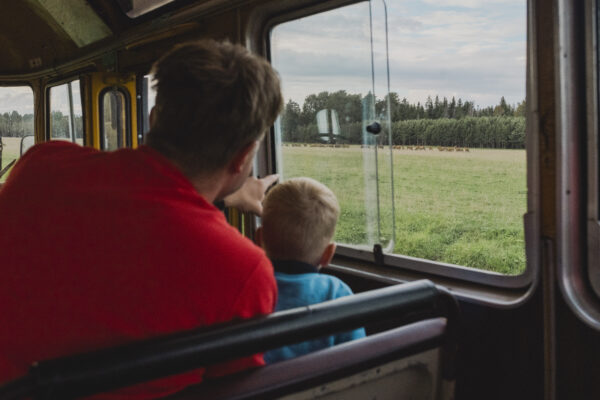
[261, 177, 339, 265]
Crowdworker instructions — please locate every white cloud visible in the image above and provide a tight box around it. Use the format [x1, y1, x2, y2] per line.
[0, 87, 34, 115]
[272, 0, 526, 108]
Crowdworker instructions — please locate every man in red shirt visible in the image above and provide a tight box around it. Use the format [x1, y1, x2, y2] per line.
[0, 40, 282, 399]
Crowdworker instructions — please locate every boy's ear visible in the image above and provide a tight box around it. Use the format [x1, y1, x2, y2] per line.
[318, 243, 336, 269]
[254, 226, 264, 247]
[229, 142, 257, 173]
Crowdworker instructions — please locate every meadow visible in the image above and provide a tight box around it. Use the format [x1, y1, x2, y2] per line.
[281, 145, 527, 275]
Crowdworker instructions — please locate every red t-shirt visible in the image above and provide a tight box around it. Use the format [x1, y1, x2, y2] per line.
[0, 142, 277, 399]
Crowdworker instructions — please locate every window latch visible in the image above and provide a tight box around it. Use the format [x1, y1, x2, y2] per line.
[373, 243, 384, 266]
[366, 122, 381, 135]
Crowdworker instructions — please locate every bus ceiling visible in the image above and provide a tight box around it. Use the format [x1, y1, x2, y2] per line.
[0, 0, 185, 77]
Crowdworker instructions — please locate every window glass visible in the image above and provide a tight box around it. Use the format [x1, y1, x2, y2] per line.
[273, 1, 396, 252]
[271, 0, 527, 275]
[120, 0, 176, 18]
[101, 89, 128, 151]
[49, 80, 84, 144]
[0, 87, 34, 183]
[141, 74, 156, 142]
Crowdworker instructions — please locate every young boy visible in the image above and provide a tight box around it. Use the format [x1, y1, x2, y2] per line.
[255, 177, 366, 363]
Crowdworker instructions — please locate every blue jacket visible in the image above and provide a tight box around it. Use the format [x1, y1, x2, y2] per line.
[264, 260, 366, 363]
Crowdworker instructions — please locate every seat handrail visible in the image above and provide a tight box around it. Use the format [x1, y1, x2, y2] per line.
[0, 279, 459, 399]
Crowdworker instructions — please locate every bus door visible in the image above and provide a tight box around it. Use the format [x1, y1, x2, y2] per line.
[81, 73, 138, 150]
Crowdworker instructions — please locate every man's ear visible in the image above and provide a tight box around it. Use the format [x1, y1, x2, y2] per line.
[255, 226, 264, 247]
[318, 243, 336, 269]
[229, 142, 257, 173]
[149, 106, 157, 129]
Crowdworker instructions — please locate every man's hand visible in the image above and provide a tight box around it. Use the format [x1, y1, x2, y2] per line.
[223, 174, 279, 216]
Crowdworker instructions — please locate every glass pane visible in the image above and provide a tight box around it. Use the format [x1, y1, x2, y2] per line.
[271, 0, 527, 275]
[385, 1, 526, 274]
[101, 89, 127, 151]
[49, 80, 83, 145]
[141, 74, 157, 142]
[272, 1, 395, 251]
[0, 87, 34, 183]
[366, 0, 396, 251]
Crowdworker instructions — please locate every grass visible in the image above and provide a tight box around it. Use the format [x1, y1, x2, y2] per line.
[281, 146, 526, 275]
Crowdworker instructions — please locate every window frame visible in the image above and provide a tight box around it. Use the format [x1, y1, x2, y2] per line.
[136, 73, 150, 146]
[249, 0, 538, 294]
[45, 78, 85, 145]
[98, 86, 132, 151]
[555, 0, 600, 330]
[588, 0, 600, 299]
[584, 0, 600, 309]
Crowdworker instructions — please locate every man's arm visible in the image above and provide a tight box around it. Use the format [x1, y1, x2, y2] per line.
[222, 174, 279, 216]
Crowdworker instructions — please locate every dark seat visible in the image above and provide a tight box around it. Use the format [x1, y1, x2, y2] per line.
[168, 317, 449, 400]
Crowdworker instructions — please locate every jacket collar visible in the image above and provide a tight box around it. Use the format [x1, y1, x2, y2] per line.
[272, 259, 319, 275]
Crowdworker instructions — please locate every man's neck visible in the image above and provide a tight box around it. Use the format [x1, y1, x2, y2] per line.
[189, 170, 229, 203]
[161, 155, 228, 203]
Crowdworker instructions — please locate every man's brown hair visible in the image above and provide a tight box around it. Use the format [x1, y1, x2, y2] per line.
[146, 40, 283, 176]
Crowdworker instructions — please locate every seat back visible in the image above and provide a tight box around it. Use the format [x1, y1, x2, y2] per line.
[169, 318, 451, 400]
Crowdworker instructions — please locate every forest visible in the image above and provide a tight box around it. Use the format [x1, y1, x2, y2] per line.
[0, 111, 82, 139]
[1, 93, 526, 149]
[280, 91, 526, 148]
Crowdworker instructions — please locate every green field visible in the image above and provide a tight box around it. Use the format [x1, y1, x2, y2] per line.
[281, 146, 526, 275]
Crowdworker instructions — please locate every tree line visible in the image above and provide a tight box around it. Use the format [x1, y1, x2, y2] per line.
[0, 111, 34, 137]
[280, 91, 526, 148]
[0, 111, 83, 139]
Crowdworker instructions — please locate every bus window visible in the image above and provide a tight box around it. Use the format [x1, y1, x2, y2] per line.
[49, 80, 84, 145]
[100, 88, 131, 151]
[0, 86, 34, 183]
[272, 1, 395, 253]
[270, 0, 527, 277]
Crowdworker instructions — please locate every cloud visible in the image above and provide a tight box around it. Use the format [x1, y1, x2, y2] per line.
[271, 0, 526, 108]
[0, 82, 83, 117]
[0, 87, 34, 115]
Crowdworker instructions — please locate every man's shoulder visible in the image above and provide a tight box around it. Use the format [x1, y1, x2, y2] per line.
[176, 214, 270, 269]
[212, 223, 268, 262]
[27, 141, 96, 159]
[14, 141, 92, 167]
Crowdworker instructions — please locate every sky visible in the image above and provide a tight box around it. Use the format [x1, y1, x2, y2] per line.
[0, 82, 82, 116]
[0, 0, 526, 115]
[270, 0, 526, 109]
[0, 86, 35, 115]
